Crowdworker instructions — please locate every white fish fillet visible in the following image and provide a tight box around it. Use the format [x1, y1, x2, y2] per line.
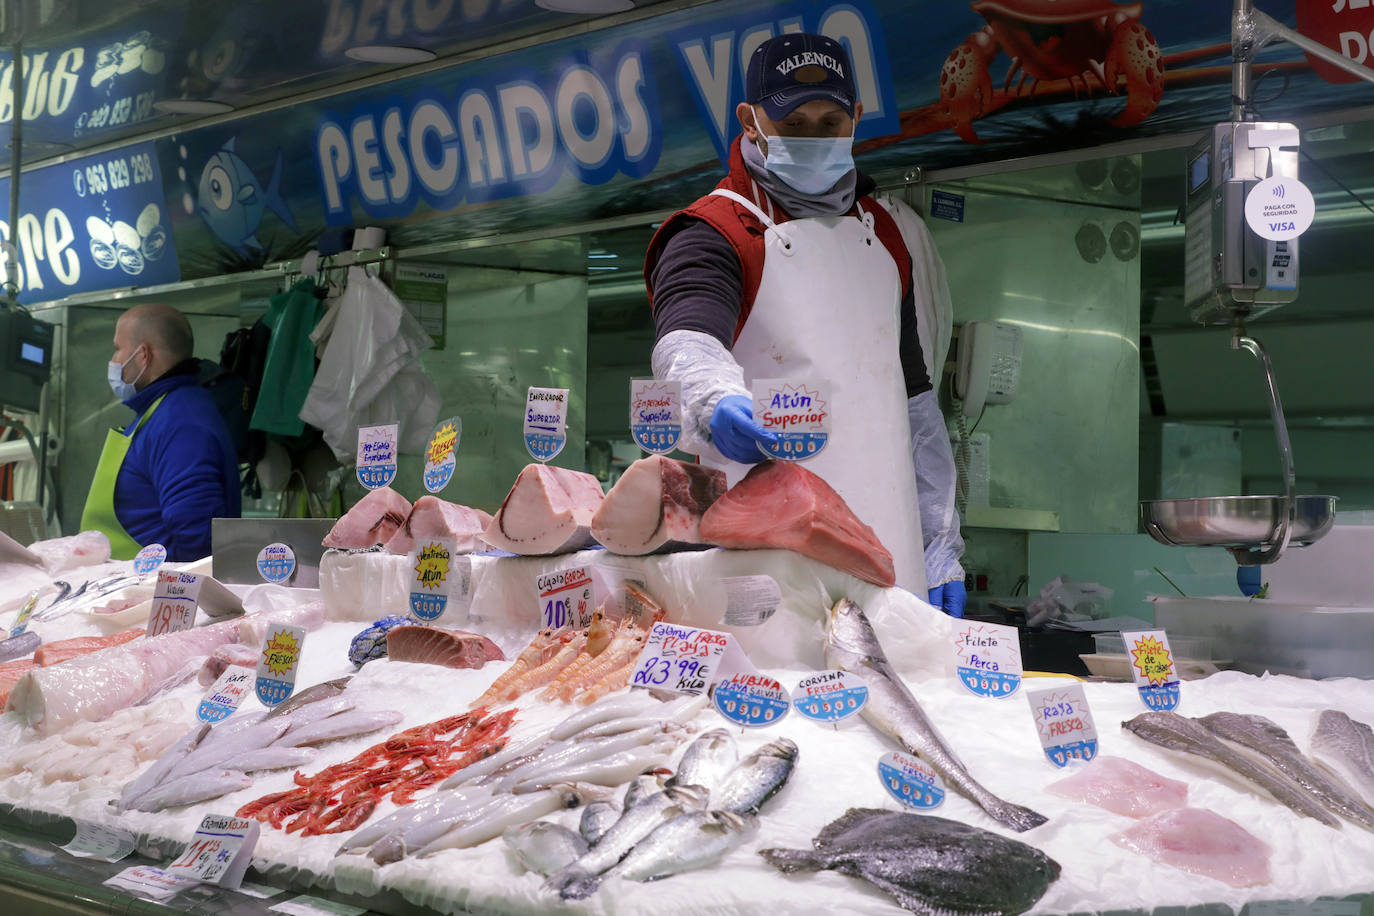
[482, 464, 605, 555]
[1110, 807, 1272, 888]
[591, 456, 726, 555]
[1047, 755, 1188, 818]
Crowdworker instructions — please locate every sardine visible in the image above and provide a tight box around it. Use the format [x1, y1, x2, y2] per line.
[511, 742, 676, 794]
[264, 676, 353, 718]
[416, 786, 592, 857]
[761, 808, 1060, 915]
[825, 598, 1047, 832]
[1313, 710, 1374, 804]
[666, 728, 738, 795]
[579, 800, 620, 846]
[129, 768, 253, 812]
[116, 723, 210, 812]
[1200, 711, 1374, 832]
[545, 785, 709, 899]
[712, 737, 798, 815]
[503, 821, 589, 876]
[610, 810, 753, 883]
[1123, 711, 1339, 827]
[276, 709, 404, 748]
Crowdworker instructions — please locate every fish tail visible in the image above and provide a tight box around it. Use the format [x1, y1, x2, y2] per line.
[985, 798, 1049, 833]
[264, 150, 298, 232]
[758, 847, 821, 873]
[544, 866, 600, 900]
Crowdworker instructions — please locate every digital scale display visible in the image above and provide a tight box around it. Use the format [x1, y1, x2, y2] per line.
[20, 341, 45, 366]
[1188, 149, 1210, 195]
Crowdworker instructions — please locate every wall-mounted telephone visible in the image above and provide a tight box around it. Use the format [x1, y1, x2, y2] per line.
[955, 321, 1023, 418]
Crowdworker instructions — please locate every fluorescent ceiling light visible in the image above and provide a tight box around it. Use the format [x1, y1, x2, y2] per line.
[153, 99, 234, 115]
[345, 45, 437, 64]
[535, 0, 633, 12]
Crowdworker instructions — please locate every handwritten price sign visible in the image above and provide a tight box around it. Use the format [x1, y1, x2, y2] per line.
[713, 674, 790, 728]
[356, 423, 398, 490]
[524, 387, 568, 462]
[256, 543, 296, 584]
[536, 566, 595, 631]
[255, 624, 306, 707]
[1124, 629, 1181, 711]
[878, 750, 946, 810]
[146, 571, 203, 638]
[165, 814, 259, 889]
[952, 621, 1023, 698]
[424, 416, 462, 493]
[792, 670, 869, 724]
[631, 622, 733, 696]
[1026, 684, 1099, 767]
[198, 669, 254, 724]
[752, 378, 830, 461]
[629, 378, 682, 454]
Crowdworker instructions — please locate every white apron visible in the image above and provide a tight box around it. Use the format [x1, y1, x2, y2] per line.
[702, 188, 928, 595]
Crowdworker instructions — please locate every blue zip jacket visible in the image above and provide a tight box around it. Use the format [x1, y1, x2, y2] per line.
[115, 362, 242, 560]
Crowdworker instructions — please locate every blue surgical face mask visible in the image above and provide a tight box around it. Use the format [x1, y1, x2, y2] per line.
[107, 347, 146, 401]
[759, 130, 856, 196]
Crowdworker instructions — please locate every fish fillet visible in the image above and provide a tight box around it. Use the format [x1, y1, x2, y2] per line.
[700, 461, 895, 587]
[323, 487, 412, 549]
[387, 496, 493, 555]
[1313, 710, 1374, 805]
[591, 456, 726, 555]
[1046, 755, 1187, 818]
[1110, 807, 1272, 887]
[483, 464, 605, 556]
[34, 630, 142, 666]
[386, 626, 505, 669]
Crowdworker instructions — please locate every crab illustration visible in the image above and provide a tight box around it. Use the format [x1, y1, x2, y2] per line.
[939, 0, 1165, 143]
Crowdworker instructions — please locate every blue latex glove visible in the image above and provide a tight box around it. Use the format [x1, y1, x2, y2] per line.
[928, 580, 967, 618]
[709, 395, 778, 464]
[1236, 565, 1263, 597]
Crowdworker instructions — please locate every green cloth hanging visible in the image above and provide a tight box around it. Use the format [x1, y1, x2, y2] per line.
[251, 278, 325, 437]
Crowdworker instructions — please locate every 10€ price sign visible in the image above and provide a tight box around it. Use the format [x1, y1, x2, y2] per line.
[752, 378, 830, 461]
[629, 378, 681, 454]
[952, 621, 1023, 698]
[525, 387, 569, 462]
[356, 423, 398, 490]
[631, 622, 733, 696]
[1123, 629, 1180, 711]
[255, 624, 306, 707]
[146, 571, 203, 638]
[1026, 684, 1099, 767]
[535, 566, 596, 631]
[165, 814, 259, 889]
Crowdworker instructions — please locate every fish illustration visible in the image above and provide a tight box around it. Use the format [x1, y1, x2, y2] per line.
[197, 138, 298, 257]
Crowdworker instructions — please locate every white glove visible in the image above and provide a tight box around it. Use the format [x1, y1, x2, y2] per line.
[651, 329, 751, 457]
[908, 390, 965, 588]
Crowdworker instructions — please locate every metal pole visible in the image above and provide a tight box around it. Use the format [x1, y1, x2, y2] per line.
[4, 32, 21, 304]
[1232, 0, 1254, 121]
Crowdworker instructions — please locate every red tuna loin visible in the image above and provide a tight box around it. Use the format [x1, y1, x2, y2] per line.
[482, 464, 605, 555]
[699, 461, 895, 587]
[591, 456, 727, 555]
[385, 626, 506, 669]
[388, 496, 494, 555]
[323, 487, 412, 549]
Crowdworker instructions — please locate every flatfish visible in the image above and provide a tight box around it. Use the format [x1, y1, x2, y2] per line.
[761, 808, 1059, 915]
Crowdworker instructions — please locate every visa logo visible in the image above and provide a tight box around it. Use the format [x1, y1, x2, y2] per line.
[666, 2, 898, 164]
[1269, 221, 1296, 232]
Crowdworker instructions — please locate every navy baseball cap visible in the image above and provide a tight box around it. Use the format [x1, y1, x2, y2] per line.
[746, 33, 856, 120]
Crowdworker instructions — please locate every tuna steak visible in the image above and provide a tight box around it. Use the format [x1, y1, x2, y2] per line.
[591, 456, 727, 555]
[387, 496, 493, 555]
[699, 461, 895, 587]
[483, 464, 605, 555]
[761, 808, 1060, 915]
[323, 487, 412, 549]
[386, 626, 506, 669]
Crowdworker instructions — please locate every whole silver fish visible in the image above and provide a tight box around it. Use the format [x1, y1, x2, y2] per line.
[358, 788, 494, 863]
[128, 768, 253, 812]
[438, 728, 555, 790]
[264, 675, 353, 718]
[503, 821, 589, 875]
[337, 786, 491, 858]
[276, 709, 403, 747]
[622, 768, 671, 811]
[1200, 711, 1374, 832]
[492, 726, 672, 793]
[825, 598, 1047, 832]
[1313, 710, 1374, 804]
[165, 718, 291, 780]
[548, 691, 664, 740]
[277, 695, 358, 733]
[511, 742, 676, 794]
[579, 800, 620, 846]
[667, 728, 738, 795]
[545, 784, 709, 899]
[609, 810, 754, 883]
[712, 737, 798, 815]
[116, 723, 210, 812]
[220, 746, 318, 773]
[1123, 711, 1339, 827]
[416, 786, 594, 857]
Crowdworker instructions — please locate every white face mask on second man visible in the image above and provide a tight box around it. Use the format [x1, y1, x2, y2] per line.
[756, 108, 856, 196]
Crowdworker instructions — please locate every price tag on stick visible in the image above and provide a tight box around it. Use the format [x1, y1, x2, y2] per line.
[133, 543, 167, 576]
[1026, 684, 1099, 767]
[198, 669, 254, 724]
[630, 622, 734, 696]
[629, 378, 682, 454]
[1123, 629, 1181, 711]
[409, 538, 463, 622]
[165, 814, 260, 889]
[535, 566, 596, 631]
[146, 571, 203, 638]
[423, 417, 462, 493]
[878, 750, 946, 810]
[952, 621, 1023, 698]
[713, 674, 790, 728]
[524, 387, 569, 462]
[256, 543, 296, 584]
[792, 670, 869, 724]
[255, 624, 306, 707]
[752, 378, 830, 461]
[356, 424, 398, 489]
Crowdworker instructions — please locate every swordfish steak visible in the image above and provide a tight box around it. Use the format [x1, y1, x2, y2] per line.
[591, 456, 727, 555]
[699, 461, 895, 587]
[323, 486, 412, 549]
[387, 496, 493, 555]
[483, 464, 605, 555]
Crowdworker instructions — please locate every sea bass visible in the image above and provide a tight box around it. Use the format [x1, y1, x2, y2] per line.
[666, 729, 738, 795]
[579, 800, 620, 846]
[1122, 711, 1339, 827]
[503, 821, 588, 876]
[712, 737, 798, 815]
[824, 599, 1047, 832]
[609, 810, 754, 883]
[1199, 711, 1374, 832]
[761, 808, 1060, 915]
[1312, 710, 1374, 804]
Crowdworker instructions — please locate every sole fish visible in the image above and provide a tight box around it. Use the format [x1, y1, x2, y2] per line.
[824, 599, 1047, 832]
[1313, 710, 1374, 804]
[761, 808, 1059, 915]
[609, 810, 753, 882]
[1123, 711, 1339, 827]
[1200, 711, 1374, 832]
